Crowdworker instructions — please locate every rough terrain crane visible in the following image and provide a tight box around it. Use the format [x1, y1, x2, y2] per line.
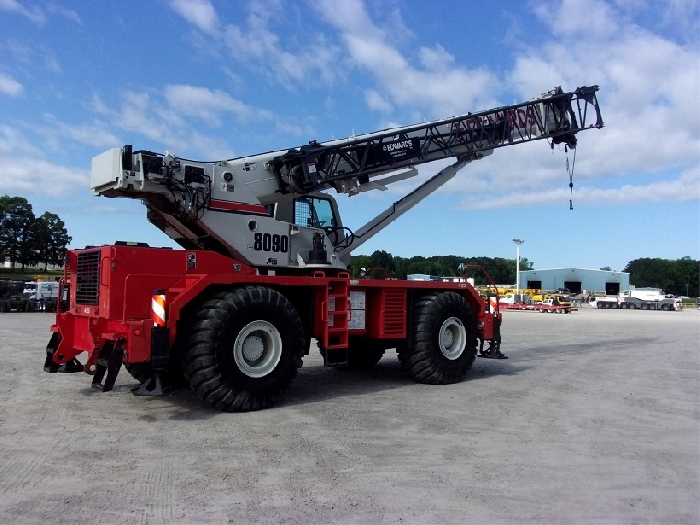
[44, 86, 603, 411]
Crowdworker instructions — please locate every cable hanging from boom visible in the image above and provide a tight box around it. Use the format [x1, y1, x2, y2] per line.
[566, 145, 577, 210]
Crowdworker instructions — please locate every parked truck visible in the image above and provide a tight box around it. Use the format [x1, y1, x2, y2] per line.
[0, 279, 27, 312]
[594, 289, 682, 311]
[43, 85, 603, 411]
[24, 280, 59, 312]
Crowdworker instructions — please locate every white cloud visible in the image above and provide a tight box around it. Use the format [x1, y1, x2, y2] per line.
[97, 89, 236, 159]
[0, 125, 88, 196]
[532, 0, 619, 40]
[169, 0, 218, 33]
[0, 0, 46, 24]
[0, 72, 22, 96]
[509, 0, 699, 180]
[0, 158, 88, 197]
[40, 117, 120, 148]
[364, 90, 392, 112]
[315, 0, 500, 118]
[170, 0, 342, 86]
[46, 2, 81, 23]
[460, 166, 700, 210]
[163, 84, 273, 124]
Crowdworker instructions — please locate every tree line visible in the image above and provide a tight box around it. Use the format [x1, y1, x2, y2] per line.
[0, 195, 72, 271]
[350, 250, 699, 297]
[623, 257, 699, 297]
[348, 250, 534, 285]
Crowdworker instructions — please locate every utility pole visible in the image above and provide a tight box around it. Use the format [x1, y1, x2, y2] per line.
[513, 239, 524, 300]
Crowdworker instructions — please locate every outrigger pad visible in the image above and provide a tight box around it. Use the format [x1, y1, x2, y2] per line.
[132, 371, 177, 397]
[478, 342, 508, 360]
[58, 358, 84, 373]
[132, 374, 165, 396]
[479, 351, 509, 360]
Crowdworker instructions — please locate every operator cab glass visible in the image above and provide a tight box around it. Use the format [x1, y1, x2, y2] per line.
[294, 196, 336, 230]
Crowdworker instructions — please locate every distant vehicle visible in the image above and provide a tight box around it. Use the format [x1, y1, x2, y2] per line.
[593, 290, 682, 311]
[0, 279, 27, 312]
[23, 281, 59, 312]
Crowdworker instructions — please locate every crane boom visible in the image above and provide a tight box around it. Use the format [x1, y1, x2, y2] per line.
[90, 85, 602, 271]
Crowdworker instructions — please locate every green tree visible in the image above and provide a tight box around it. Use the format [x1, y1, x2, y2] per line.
[518, 257, 535, 272]
[0, 195, 36, 269]
[33, 212, 72, 270]
[348, 254, 371, 278]
[623, 257, 700, 297]
[368, 250, 396, 274]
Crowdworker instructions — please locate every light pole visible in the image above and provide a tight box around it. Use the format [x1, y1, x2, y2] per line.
[513, 239, 524, 298]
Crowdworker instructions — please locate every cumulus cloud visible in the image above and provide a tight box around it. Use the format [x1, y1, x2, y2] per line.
[0, 0, 46, 24]
[46, 2, 81, 23]
[170, 0, 342, 86]
[0, 125, 88, 196]
[163, 84, 273, 125]
[169, 0, 218, 33]
[460, 166, 700, 210]
[0, 72, 22, 96]
[40, 117, 120, 149]
[315, 0, 500, 118]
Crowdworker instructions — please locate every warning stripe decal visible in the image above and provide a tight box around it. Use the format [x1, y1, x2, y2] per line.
[208, 199, 269, 215]
[151, 294, 166, 327]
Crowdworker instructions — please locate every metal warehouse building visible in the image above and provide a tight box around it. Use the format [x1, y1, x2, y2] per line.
[520, 268, 630, 295]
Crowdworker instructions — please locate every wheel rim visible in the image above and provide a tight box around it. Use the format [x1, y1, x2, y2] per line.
[438, 317, 466, 360]
[233, 320, 283, 378]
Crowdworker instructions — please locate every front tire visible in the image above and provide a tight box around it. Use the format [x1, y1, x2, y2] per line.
[181, 286, 305, 412]
[400, 292, 478, 385]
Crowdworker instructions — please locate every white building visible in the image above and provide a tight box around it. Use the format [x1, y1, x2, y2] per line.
[519, 268, 630, 295]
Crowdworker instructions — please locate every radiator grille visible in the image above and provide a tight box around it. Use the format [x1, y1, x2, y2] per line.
[76, 251, 100, 305]
[382, 289, 406, 335]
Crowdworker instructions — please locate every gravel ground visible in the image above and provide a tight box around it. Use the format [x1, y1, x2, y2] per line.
[0, 305, 698, 524]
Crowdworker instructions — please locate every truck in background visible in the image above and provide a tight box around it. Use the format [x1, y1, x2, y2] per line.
[0, 279, 60, 312]
[593, 288, 682, 311]
[24, 281, 59, 312]
[0, 279, 27, 312]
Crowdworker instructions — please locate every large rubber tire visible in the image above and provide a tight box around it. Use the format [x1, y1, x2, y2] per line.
[400, 292, 478, 385]
[180, 286, 305, 412]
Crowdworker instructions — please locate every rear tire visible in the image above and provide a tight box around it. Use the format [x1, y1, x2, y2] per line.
[400, 292, 478, 385]
[180, 286, 305, 412]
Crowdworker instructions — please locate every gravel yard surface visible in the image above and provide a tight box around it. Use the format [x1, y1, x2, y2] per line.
[0, 306, 698, 524]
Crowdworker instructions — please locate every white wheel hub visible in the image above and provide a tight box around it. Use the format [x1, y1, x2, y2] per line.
[233, 320, 283, 378]
[439, 316, 466, 360]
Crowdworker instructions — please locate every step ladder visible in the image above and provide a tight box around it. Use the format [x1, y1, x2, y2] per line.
[316, 273, 350, 366]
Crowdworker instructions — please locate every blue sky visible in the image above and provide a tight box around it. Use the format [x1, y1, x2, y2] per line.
[1, 0, 698, 272]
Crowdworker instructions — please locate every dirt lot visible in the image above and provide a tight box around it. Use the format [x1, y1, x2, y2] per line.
[0, 306, 698, 524]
